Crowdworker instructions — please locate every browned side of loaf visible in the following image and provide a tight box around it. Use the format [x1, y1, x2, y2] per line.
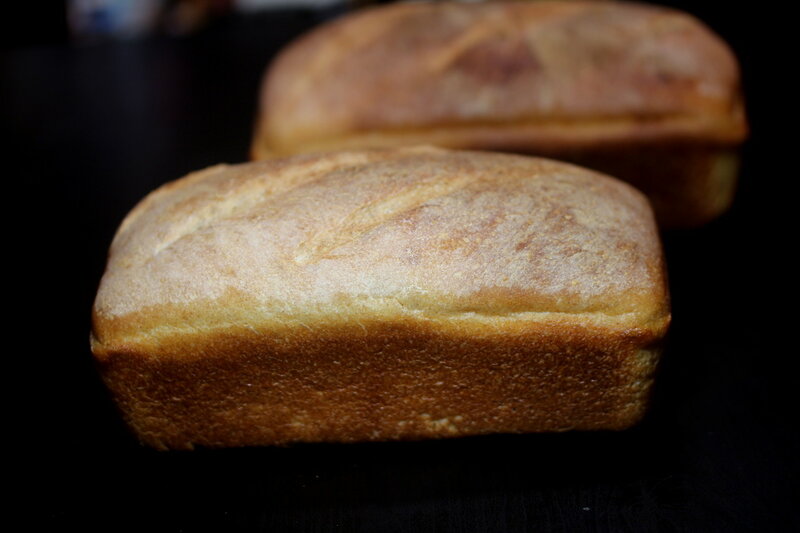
[95, 318, 662, 450]
[529, 143, 739, 228]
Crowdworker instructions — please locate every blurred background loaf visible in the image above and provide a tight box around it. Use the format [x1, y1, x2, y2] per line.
[252, 1, 748, 227]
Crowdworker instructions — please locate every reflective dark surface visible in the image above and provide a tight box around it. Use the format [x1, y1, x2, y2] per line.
[5, 3, 796, 531]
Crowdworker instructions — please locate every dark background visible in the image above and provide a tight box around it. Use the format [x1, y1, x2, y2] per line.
[5, 1, 797, 531]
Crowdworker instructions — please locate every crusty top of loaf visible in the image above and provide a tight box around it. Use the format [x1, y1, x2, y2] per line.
[92, 147, 668, 349]
[254, 1, 745, 156]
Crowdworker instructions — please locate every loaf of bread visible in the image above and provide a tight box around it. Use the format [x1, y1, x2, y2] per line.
[252, 1, 747, 227]
[91, 146, 670, 450]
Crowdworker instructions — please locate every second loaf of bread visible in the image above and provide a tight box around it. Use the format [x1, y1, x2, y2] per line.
[91, 147, 670, 449]
[252, 1, 747, 227]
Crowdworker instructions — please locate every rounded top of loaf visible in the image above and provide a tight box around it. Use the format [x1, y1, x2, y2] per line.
[92, 146, 668, 348]
[253, 0, 745, 157]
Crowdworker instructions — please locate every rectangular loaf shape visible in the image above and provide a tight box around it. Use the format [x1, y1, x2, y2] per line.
[252, 1, 747, 227]
[91, 147, 670, 449]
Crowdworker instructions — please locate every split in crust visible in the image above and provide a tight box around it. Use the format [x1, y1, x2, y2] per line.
[252, 1, 747, 227]
[91, 147, 671, 449]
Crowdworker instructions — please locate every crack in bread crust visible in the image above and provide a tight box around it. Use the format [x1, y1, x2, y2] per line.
[293, 171, 476, 265]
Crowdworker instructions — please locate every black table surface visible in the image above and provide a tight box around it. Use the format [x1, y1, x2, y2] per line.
[5, 3, 797, 531]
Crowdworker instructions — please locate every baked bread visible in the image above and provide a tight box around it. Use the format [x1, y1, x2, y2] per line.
[252, 1, 747, 227]
[91, 146, 670, 450]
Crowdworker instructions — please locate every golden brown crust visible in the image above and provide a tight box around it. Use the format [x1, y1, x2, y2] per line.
[91, 147, 670, 449]
[96, 319, 664, 450]
[250, 1, 746, 227]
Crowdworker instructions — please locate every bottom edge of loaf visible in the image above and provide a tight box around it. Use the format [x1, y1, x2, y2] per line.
[129, 413, 653, 451]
